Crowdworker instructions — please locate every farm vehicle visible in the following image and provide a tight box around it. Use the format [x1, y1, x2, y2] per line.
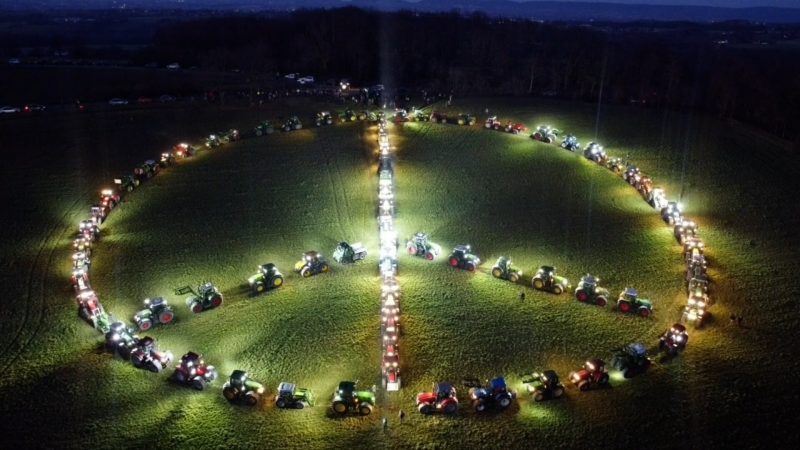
[531, 125, 559, 143]
[532, 266, 570, 295]
[282, 116, 303, 131]
[522, 370, 565, 401]
[176, 282, 223, 313]
[617, 288, 653, 317]
[574, 274, 609, 306]
[254, 120, 274, 136]
[416, 383, 458, 415]
[333, 241, 367, 264]
[133, 297, 175, 331]
[568, 359, 609, 391]
[611, 343, 651, 378]
[448, 244, 481, 272]
[331, 381, 375, 416]
[223, 370, 265, 406]
[491, 256, 522, 283]
[464, 377, 516, 412]
[407, 232, 440, 260]
[294, 251, 330, 277]
[173, 352, 218, 390]
[275, 382, 315, 409]
[248, 263, 284, 294]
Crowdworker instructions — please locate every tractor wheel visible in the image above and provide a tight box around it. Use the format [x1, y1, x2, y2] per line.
[332, 402, 349, 415]
[272, 276, 283, 288]
[576, 290, 588, 302]
[223, 386, 238, 401]
[148, 360, 163, 373]
[320, 263, 330, 273]
[595, 296, 608, 307]
[407, 245, 417, 256]
[449, 257, 459, 267]
[190, 301, 203, 314]
[509, 272, 520, 283]
[533, 132, 542, 140]
[301, 268, 312, 278]
[458, 120, 464, 125]
[131, 354, 144, 368]
[358, 403, 373, 416]
[443, 402, 457, 415]
[553, 387, 564, 398]
[244, 392, 259, 406]
[138, 319, 152, 331]
[618, 301, 631, 313]
[600, 374, 609, 385]
[533, 278, 544, 290]
[275, 398, 287, 408]
[192, 378, 206, 391]
[533, 391, 545, 402]
[256, 129, 263, 136]
[418, 403, 432, 415]
[473, 400, 486, 412]
[578, 381, 589, 391]
[255, 282, 265, 293]
[126, 185, 133, 192]
[210, 294, 223, 308]
[426, 252, 434, 261]
[466, 263, 475, 272]
[638, 307, 651, 318]
[294, 401, 305, 410]
[158, 310, 174, 324]
[492, 268, 502, 278]
[553, 285, 563, 295]
[498, 396, 512, 409]
[173, 371, 186, 383]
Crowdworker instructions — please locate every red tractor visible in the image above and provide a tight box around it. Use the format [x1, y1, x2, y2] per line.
[505, 121, 527, 134]
[76, 289, 105, 326]
[173, 352, 218, 390]
[173, 142, 196, 158]
[484, 116, 503, 130]
[100, 189, 120, 212]
[429, 112, 448, 124]
[416, 383, 458, 415]
[568, 359, 609, 391]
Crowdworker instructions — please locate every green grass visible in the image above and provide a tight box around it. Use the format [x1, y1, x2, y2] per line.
[1, 97, 798, 449]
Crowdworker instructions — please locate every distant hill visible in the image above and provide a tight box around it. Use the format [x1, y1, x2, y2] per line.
[3, 0, 800, 23]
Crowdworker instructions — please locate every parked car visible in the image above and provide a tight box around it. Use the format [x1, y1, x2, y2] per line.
[108, 98, 129, 106]
[23, 104, 46, 113]
[298, 75, 315, 85]
[0, 106, 21, 114]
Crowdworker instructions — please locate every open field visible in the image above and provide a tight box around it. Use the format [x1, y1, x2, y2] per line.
[1, 96, 799, 449]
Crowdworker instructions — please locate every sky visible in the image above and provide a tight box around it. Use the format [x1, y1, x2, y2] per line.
[430, 0, 800, 7]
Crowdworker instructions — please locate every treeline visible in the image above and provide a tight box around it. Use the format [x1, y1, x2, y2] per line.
[146, 8, 798, 143]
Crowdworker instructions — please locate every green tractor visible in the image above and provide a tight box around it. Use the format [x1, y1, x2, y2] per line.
[532, 266, 571, 295]
[406, 232, 440, 260]
[332, 241, 367, 264]
[248, 263, 284, 294]
[412, 109, 429, 122]
[616, 287, 653, 317]
[205, 134, 221, 148]
[331, 381, 375, 416]
[315, 111, 334, 127]
[176, 282, 224, 313]
[254, 120, 274, 136]
[293, 251, 330, 278]
[223, 370, 265, 406]
[611, 343, 651, 378]
[457, 114, 476, 126]
[275, 382, 315, 409]
[491, 256, 522, 283]
[574, 274, 609, 307]
[133, 297, 175, 331]
[115, 175, 140, 192]
[340, 109, 363, 122]
[282, 116, 303, 132]
[448, 244, 481, 272]
[521, 370, 565, 402]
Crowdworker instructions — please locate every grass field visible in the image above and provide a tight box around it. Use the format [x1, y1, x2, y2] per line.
[0, 96, 798, 449]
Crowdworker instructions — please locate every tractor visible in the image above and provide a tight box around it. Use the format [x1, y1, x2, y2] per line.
[448, 244, 481, 272]
[532, 266, 571, 295]
[605, 157, 625, 174]
[220, 129, 240, 142]
[105, 321, 139, 360]
[205, 134, 221, 148]
[130, 336, 173, 373]
[382, 350, 401, 391]
[78, 220, 99, 241]
[568, 359, 609, 391]
[99, 189, 120, 211]
[331, 381, 375, 416]
[133, 160, 159, 181]
[379, 255, 398, 279]
[340, 109, 364, 122]
[90, 205, 107, 225]
[574, 274, 609, 307]
[505, 121, 527, 134]
[485, 116, 503, 130]
[173, 352, 218, 390]
[406, 232, 440, 260]
[413, 109, 430, 121]
[333, 242, 367, 264]
[464, 377, 516, 412]
[223, 370, 265, 406]
[76, 289, 105, 326]
[72, 251, 91, 273]
[531, 125, 559, 143]
[491, 256, 522, 283]
[622, 164, 640, 185]
[583, 142, 607, 163]
[635, 175, 654, 198]
[659, 323, 689, 356]
[282, 116, 302, 131]
[521, 370, 565, 402]
[173, 143, 196, 158]
[457, 114, 476, 126]
[616, 288, 653, 317]
[686, 261, 707, 285]
[133, 297, 175, 331]
[687, 274, 709, 295]
[176, 282, 223, 313]
[315, 111, 334, 127]
[254, 120, 274, 136]
[682, 289, 709, 329]
[365, 110, 379, 122]
[661, 201, 684, 225]
[611, 343, 651, 378]
[115, 174, 139, 192]
[248, 263, 284, 294]
[73, 236, 92, 256]
[416, 383, 458, 415]
[648, 187, 668, 209]
[159, 151, 175, 168]
[683, 237, 705, 261]
[294, 251, 330, 277]
[275, 382, 315, 409]
[393, 109, 409, 123]
[430, 111, 448, 124]
[674, 220, 699, 245]
[561, 134, 581, 152]
[72, 268, 90, 292]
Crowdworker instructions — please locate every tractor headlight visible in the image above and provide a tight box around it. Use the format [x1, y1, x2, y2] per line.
[257, 387, 265, 394]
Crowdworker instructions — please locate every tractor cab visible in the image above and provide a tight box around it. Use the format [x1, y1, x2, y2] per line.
[100, 189, 119, 209]
[160, 152, 175, 167]
[336, 381, 357, 401]
[136, 336, 158, 355]
[449, 244, 480, 271]
[72, 268, 90, 291]
[584, 141, 607, 161]
[532, 266, 570, 294]
[491, 256, 522, 282]
[562, 134, 581, 152]
[660, 323, 689, 355]
[432, 383, 456, 403]
[661, 201, 684, 224]
[623, 164, 640, 183]
[276, 382, 315, 408]
[229, 370, 253, 390]
[260, 263, 278, 277]
[457, 113, 475, 126]
[73, 236, 91, 254]
[179, 352, 206, 375]
[688, 275, 709, 294]
[382, 352, 399, 372]
[683, 237, 705, 257]
[315, 111, 333, 126]
[79, 220, 100, 240]
[294, 251, 329, 277]
[72, 251, 90, 270]
[198, 283, 215, 298]
[538, 266, 556, 281]
[620, 287, 638, 303]
[649, 187, 668, 209]
[580, 274, 597, 291]
[485, 116, 501, 129]
[205, 134, 220, 147]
